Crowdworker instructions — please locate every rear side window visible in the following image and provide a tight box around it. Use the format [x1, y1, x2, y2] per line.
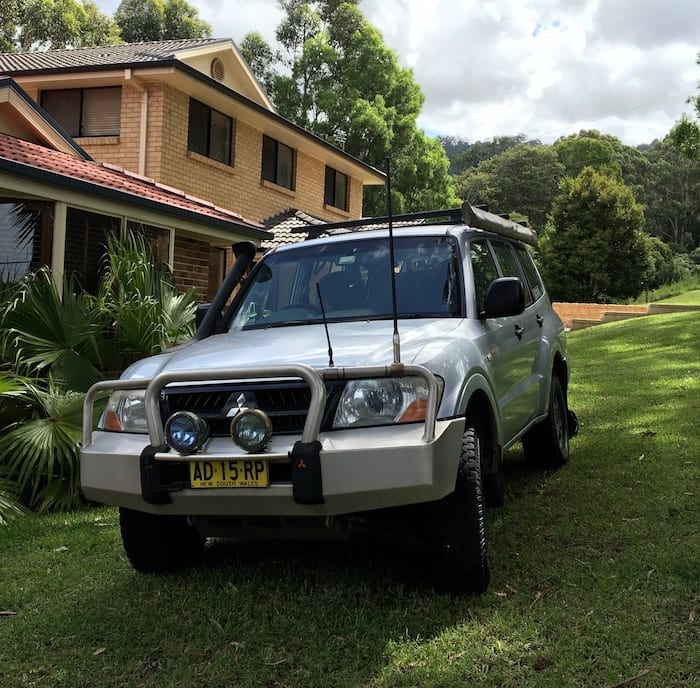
[514, 245, 544, 302]
[491, 241, 535, 306]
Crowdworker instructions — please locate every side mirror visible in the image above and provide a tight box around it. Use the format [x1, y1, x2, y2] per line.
[483, 277, 524, 318]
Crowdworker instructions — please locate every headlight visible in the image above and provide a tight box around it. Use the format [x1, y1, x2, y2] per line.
[100, 390, 148, 433]
[333, 376, 434, 428]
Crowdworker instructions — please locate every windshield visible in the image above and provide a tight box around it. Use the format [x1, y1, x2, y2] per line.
[230, 235, 462, 330]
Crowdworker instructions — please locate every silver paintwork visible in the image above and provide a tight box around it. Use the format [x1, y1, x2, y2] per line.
[80, 220, 569, 523]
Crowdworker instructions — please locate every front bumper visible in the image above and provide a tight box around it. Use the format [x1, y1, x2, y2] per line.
[80, 418, 465, 516]
[80, 362, 464, 517]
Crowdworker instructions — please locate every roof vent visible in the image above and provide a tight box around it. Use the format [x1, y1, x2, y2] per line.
[210, 58, 225, 82]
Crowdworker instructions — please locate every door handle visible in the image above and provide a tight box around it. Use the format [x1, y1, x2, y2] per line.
[514, 325, 524, 339]
[536, 314, 544, 327]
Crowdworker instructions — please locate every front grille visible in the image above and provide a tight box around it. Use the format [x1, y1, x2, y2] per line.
[160, 380, 343, 437]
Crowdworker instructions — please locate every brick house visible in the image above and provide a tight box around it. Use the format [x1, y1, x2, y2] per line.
[0, 39, 385, 273]
[0, 76, 269, 298]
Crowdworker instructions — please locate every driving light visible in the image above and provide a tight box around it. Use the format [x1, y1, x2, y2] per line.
[230, 409, 273, 453]
[164, 411, 208, 455]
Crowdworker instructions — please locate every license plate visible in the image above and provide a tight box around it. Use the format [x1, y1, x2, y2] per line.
[189, 459, 269, 488]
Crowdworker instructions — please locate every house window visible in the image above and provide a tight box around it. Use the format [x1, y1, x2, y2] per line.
[0, 200, 53, 282]
[262, 135, 295, 190]
[188, 99, 233, 165]
[324, 166, 348, 210]
[127, 221, 171, 263]
[41, 87, 121, 137]
[64, 208, 120, 294]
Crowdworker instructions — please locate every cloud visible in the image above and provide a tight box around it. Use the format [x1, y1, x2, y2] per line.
[94, 0, 699, 145]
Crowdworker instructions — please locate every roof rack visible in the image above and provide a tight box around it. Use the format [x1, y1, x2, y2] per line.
[305, 202, 538, 246]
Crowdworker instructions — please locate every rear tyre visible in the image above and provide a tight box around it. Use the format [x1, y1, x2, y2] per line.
[427, 421, 490, 594]
[522, 375, 570, 467]
[119, 508, 205, 573]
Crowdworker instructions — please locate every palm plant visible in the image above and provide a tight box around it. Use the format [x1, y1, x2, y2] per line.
[0, 373, 30, 524]
[0, 377, 84, 514]
[97, 232, 197, 373]
[0, 231, 198, 515]
[1, 268, 109, 393]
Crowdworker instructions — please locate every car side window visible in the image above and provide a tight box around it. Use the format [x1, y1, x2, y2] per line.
[514, 245, 544, 302]
[491, 241, 534, 306]
[470, 240, 499, 315]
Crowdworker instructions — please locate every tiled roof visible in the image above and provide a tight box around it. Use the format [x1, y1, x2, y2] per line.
[262, 209, 326, 249]
[262, 209, 431, 249]
[0, 39, 229, 74]
[0, 132, 266, 238]
[304, 218, 426, 241]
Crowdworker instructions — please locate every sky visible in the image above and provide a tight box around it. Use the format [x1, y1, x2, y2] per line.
[96, 0, 699, 146]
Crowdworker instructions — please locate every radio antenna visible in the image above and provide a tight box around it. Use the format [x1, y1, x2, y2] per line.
[385, 157, 401, 364]
[316, 282, 334, 367]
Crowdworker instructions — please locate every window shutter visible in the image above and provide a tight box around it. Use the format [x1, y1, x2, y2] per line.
[324, 166, 335, 205]
[41, 90, 81, 137]
[261, 135, 276, 182]
[210, 110, 231, 165]
[188, 100, 209, 156]
[82, 87, 121, 136]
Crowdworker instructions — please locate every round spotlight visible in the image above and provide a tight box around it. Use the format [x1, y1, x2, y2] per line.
[164, 411, 208, 455]
[230, 409, 273, 453]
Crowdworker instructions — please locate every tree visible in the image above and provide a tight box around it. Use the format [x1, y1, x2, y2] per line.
[554, 131, 617, 178]
[3, 0, 121, 51]
[239, 31, 277, 94]
[455, 145, 565, 232]
[640, 138, 700, 249]
[163, 0, 211, 40]
[240, 0, 458, 215]
[114, 0, 211, 43]
[447, 134, 539, 175]
[538, 167, 651, 302]
[669, 53, 700, 160]
[670, 114, 700, 160]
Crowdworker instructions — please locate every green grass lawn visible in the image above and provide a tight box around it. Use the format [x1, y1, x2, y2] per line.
[656, 289, 700, 306]
[1, 312, 698, 688]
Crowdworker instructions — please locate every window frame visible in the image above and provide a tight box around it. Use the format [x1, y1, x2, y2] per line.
[40, 86, 121, 137]
[514, 244, 544, 304]
[187, 98, 233, 166]
[261, 134, 296, 190]
[324, 166, 349, 211]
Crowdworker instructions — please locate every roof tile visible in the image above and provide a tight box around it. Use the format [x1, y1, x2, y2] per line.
[0, 39, 228, 73]
[0, 132, 263, 233]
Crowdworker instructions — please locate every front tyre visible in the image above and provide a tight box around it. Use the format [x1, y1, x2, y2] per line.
[119, 508, 205, 573]
[427, 421, 490, 594]
[522, 375, 570, 467]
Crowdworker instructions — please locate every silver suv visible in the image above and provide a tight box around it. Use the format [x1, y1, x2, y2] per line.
[81, 204, 576, 593]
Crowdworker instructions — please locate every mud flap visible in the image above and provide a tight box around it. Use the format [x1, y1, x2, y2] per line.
[290, 440, 324, 505]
